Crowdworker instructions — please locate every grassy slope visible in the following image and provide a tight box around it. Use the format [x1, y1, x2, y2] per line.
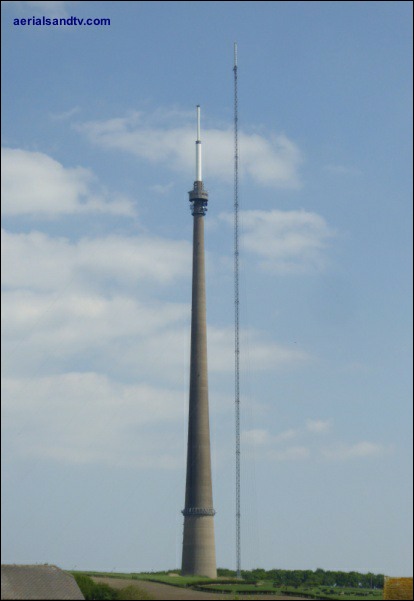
[78, 571, 384, 600]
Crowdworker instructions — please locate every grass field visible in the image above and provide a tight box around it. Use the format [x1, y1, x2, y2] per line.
[84, 571, 214, 587]
[199, 582, 383, 600]
[279, 585, 383, 600]
[199, 581, 383, 600]
[79, 571, 384, 600]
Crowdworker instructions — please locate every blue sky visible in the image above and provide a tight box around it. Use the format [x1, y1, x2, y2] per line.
[1, 0, 412, 577]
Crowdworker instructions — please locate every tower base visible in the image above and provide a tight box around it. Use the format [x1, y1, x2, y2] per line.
[181, 515, 217, 578]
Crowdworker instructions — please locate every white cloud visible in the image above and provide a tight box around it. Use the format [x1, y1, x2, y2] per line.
[149, 182, 175, 195]
[2, 287, 307, 383]
[241, 422, 389, 464]
[242, 428, 298, 446]
[1, 228, 191, 291]
[78, 110, 302, 188]
[208, 326, 310, 373]
[242, 429, 272, 446]
[321, 441, 391, 461]
[221, 209, 335, 273]
[306, 418, 332, 433]
[274, 428, 299, 442]
[268, 446, 310, 462]
[1, 148, 135, 217]
[26, 1, 69, 14]
[1, 372, 184, 468]
[2, 289, 187, 346]
[1, 227, 192, 383]
[50, 106, 81, 121]
[243, 422, 333, 449]
[2, 228, 308, 384]
[241, 426, 309, 462]
[2, 1, 71, 17]
[241, 419, 392, 461]
[1, 287, 191, 385]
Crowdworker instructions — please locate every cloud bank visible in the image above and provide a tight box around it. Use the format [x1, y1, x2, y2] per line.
[242, 421, 390, 463]
[220, 209, 335, 273]
[1, 148, 134, 217]
[78, 111, 302, 188]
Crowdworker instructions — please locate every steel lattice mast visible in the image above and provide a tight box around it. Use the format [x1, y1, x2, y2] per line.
[233, 42, 241, 581]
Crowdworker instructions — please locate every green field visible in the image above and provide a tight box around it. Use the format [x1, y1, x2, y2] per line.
[278, 584, 383, 600]
[201, 582, 276, 593]
[199, 581, 383, 600]
[82, 571, 213, 587]
[76, 570, 384, 600]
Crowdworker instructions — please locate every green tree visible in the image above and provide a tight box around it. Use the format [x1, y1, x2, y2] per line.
[286, 571, 302, 588]
[218, 568, 237, 578]
[251, 568, 267, 581]
[348, 571, 360, 587]
[241, 570, 257, 583]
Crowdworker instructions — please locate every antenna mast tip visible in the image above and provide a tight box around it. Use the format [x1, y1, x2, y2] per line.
[195, 105, 202, 179]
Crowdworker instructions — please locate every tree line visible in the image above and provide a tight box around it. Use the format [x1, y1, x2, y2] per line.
[217, 567, 384, 589]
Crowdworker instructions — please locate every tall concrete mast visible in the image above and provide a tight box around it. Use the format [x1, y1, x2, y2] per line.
[181, 106, 217, 579]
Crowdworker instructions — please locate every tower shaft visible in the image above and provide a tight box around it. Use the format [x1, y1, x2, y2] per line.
[182, 108, 216, 579]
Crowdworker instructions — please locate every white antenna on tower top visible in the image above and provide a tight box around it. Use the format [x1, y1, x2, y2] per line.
[196, 105, 202, 182]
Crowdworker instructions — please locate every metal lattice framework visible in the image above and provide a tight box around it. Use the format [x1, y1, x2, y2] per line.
[233, 41, 241, 580]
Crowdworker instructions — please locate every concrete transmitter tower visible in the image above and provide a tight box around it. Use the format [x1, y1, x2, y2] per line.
[181, 106, 217, 579]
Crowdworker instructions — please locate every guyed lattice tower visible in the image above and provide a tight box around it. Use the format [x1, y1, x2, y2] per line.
[233, 41, 241, 581]
[181, 106, 217, 579]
